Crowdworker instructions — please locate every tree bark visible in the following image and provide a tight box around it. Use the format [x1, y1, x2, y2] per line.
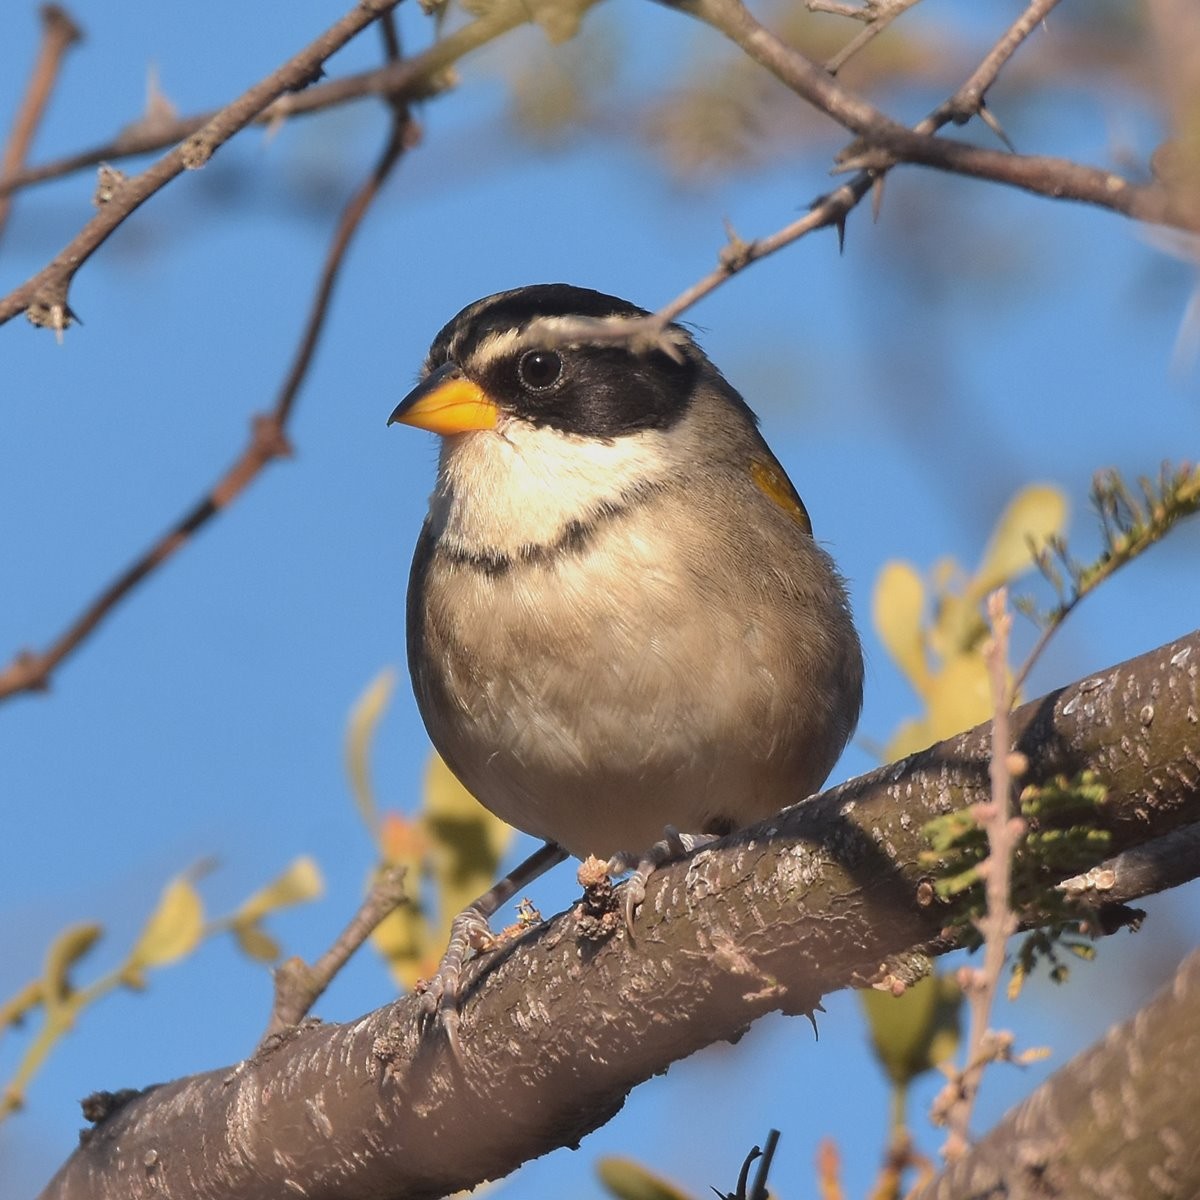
[36, 630, 1200, 1200]
[914, 946, 1200, 1200]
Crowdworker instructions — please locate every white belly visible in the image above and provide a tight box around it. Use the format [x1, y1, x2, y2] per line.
[414, 521, 842, 859]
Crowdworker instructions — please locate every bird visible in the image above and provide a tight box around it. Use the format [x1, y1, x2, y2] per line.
[390, 283, 863, 1027]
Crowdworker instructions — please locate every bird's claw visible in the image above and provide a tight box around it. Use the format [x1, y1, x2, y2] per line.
[415, 904, 495, 1058]
[607, 826, 719, 935]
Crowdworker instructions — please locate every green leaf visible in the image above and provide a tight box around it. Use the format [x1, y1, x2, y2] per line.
[125, 877, 205, 971]
[41, 923, 103, 1010]
[924, 652, 994, 743]
[596, 1156, 696, 1200]
[233, 924, 282, 963]
[234, 856, 324, 925]
[860, 973, 962, 1090]
[970, 483, 1068, 600]
[345, 668, 397, 840]
[873, 560, 929, 695]
[422, 753, 515, 939]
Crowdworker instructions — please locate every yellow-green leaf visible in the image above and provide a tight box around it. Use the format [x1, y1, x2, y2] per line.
[345, 668, 397, 840]
[233, 923, 281, 963]
[882, 715, 934, 764]
[126, 877, 205, 970]
[41, 923, 103, 1010]
[369, 814, 434, 992]
[970, 484, 1068, 600]
[235, 856, 324, 925]
[925, 652, 994, 743]
[929, 590, 987, 660]
[422, 753, 514, 939]
[860, 974, 962, 1090]
[371, 901, 435, 992]
[872, 560, 929, 696]
[596, 1156, 695, 1200]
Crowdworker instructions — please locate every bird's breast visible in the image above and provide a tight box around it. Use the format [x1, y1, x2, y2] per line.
[411, 494, 856, 858]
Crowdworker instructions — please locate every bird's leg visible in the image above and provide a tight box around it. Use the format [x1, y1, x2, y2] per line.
[608, 826, 721, 934]
[418, 840, 567, 1049]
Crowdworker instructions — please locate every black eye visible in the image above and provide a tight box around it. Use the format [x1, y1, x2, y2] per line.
[517, 350, 563, 391]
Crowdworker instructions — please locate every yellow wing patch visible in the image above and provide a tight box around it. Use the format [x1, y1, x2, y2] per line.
[750, 460, 812, 534]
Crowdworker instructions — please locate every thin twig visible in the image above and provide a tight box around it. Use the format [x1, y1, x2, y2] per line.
[379, 8, 402, 61]
[1012, 464, 1200, 697]
[1058, 824, 1200, 910]
[0, 4, 83, 242]
[0, 0, 403, 332]
[0, 5, 530, 203]
[927, 0, 1057, 128]
[547, 0, 1065, 347]
[263, 864, 409, 1041]
[941, 590, 1021, 1159]
[0, 111, 415, 703]
[748, 1129, 781, 1200]
[674, 0, 1190, 227]
[823, 0, 925, 75]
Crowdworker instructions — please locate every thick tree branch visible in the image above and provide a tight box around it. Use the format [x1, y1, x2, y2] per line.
[0, 0, 404, 331]
[913, 946, 1200, 1200]
[35, 629, 1200, 1200]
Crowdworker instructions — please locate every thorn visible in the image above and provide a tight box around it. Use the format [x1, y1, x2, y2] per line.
[978, 102, 1016, 153]
[93, 163, 126, 207]
[804, 1008, 821, 1040]
[871, 173, 886, 222]
[834, 214, 847, 254]
[144, 63, 178, 127]
[718, 218, 754, 273]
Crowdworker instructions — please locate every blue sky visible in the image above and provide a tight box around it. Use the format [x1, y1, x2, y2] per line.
[3, 2, 1199, 1197]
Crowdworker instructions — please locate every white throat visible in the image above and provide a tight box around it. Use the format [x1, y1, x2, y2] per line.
[428, 419, 671, 556]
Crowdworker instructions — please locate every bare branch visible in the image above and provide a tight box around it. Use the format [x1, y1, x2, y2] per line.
[938, 592, 1021, 1159]
[0, 5, 531, 203]
[927, 0, 1058, 128]
[0, 4, 83, 241]
[670, 0, 1191, 231]
[1059, 824, 1200, 909]
[0, 111, 415, 702]
[263, 865, 409, 1041]
[547, 0, 1069, 346]
[821, 0, 925, 76]
[33, 629, 1200, 1200]
[913, 948, 1200, 1200]
[0, 0, 404, 332]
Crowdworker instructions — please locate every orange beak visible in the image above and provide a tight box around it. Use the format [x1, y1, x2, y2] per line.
[388, 362, 499, 435]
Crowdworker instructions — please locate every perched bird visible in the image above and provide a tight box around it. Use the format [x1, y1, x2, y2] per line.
[390, 284, 863, 1020]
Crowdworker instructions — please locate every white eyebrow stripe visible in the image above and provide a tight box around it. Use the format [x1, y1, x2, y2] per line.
[469, 328, 525, 371]
[461, 315, 693, 369]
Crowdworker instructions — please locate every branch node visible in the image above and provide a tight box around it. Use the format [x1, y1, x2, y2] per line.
[0, 649, 51, 695]
[41, 4, 85, 47]
[251, 414, 294, 460]
[179, 132, 215, 170]
[26, 293, 78, 339]
[92, 163, 126, 207]
[718, 220, 755, 272]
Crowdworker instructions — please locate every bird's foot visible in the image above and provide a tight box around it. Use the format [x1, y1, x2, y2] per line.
[414, 841, 568, 1057]
[608, 826, 720, 934]
[415, 905, 495, 1058]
